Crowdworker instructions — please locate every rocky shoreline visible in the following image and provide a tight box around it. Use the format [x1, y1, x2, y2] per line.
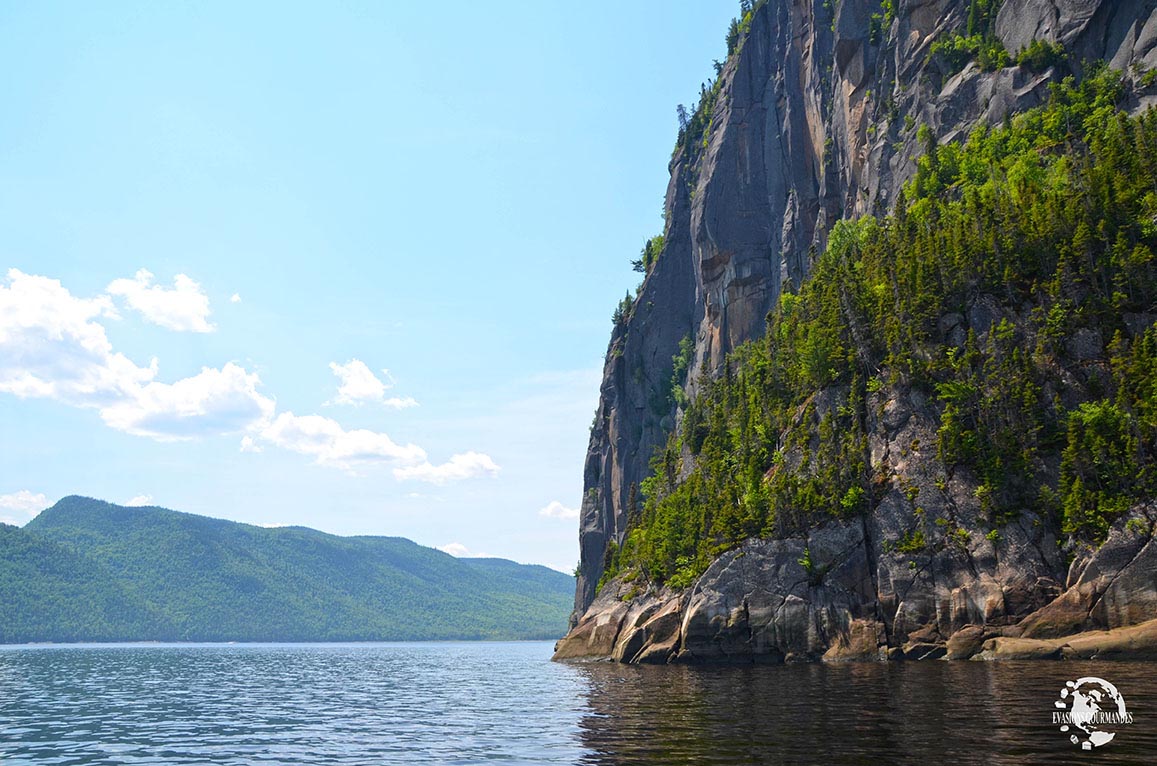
[555, 617, 1157, 663]
[555, 503, 1157, 664]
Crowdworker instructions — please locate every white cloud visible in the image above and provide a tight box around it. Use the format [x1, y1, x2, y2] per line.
[1, 270, 495, 484]
[0, 269, 273, 441]
[0, 490, 48, 511]
[394, 451, 501, 484]
[107, 269, 214, 333]
[0, 269, 153, 406]
[328, 359, 386, 404]
[99, 362, 275, 440]
[125, 494, 153, 507]
[327, 359, 418, 408]
[260, 411, 427, 473]
[230, 293, 242, 304]
[538, 500, 579, 520]
[437, 542, 493, 558]
[256, 412, 498, 481]
[382, 396, 419, 409]
[0, 490, 48, 525]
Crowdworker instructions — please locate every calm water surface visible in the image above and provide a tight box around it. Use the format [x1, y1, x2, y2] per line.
[1, 641, 1154, 765]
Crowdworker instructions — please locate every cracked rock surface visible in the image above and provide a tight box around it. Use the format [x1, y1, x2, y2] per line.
[563, 0, 1157, 663]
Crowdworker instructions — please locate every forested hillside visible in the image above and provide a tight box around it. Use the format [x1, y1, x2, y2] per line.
[2, 496, 572, 643]
[607, 67, 1157, 588]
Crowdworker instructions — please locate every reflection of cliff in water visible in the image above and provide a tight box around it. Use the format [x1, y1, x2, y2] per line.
[570, 661, 1157, 765]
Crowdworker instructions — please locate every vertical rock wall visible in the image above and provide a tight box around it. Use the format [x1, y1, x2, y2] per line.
[573, 0, 1157, 623]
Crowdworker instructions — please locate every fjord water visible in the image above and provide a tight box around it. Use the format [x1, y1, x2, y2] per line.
[2, 642, 1155, 765]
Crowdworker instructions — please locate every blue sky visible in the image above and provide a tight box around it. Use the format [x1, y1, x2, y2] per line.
[0, 1, 737, 572]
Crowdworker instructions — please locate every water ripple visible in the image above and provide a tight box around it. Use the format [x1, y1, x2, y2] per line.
[1, 643, 1155, 764]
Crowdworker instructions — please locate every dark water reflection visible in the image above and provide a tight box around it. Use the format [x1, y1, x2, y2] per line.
[573, 659, 1157, 765]
[1, 642, 1154, 764]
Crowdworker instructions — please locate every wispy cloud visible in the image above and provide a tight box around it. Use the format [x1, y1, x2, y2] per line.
[327, 359, 418, 409]
[0, 490, 48, 525]
[538, 500, 579, 520]
[394, 451, 501, 484]
[260, 411, 427, 473]
[124, 494, 153, 507]
[1, 269, 498, 484]
[437, 542, 493, 558]
[107, 269, 214, 333]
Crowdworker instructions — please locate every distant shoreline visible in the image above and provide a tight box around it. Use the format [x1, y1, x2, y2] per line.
[0, 638, 565, 649]
[3, 497, 574, 644]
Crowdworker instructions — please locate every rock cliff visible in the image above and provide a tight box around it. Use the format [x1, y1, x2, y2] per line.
[564, 0, 1157, 662]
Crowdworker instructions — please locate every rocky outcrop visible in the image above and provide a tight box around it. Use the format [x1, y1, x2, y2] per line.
[998, 0, 1157, 74]
[565, 368, 1088, 664]
[977, 619, 1157, 661]
[1018, 505, 1157, 639]
[565, 0, 1157, 658]
[555, 581, 686, 664]
[556, 500, 1156, 663]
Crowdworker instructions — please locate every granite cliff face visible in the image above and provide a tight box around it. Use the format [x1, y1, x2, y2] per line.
[565, 0, 1157, 663]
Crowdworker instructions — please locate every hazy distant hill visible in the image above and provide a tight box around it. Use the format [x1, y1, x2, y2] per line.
[1, 496, 573, 643]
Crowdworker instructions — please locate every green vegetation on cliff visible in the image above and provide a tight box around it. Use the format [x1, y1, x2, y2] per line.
[604, 66, 1157, 589]
[930, 0, 1009, 75]
[675, 1, 763, 161]
[2, 496, 573, 643]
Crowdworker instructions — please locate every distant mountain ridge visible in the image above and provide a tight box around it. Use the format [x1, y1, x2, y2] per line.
[0, 496, 573, 643]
